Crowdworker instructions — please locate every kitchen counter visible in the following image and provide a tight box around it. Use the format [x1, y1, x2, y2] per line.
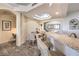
[46, 32, 79, 56]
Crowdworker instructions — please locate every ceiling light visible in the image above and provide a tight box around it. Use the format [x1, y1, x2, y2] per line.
[33, 13, 51, 20]
[55, 12, 59, 15]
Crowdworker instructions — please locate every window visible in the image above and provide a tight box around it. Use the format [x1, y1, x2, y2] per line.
[54, 24, 60, 29]
[44, 22, 60, 32]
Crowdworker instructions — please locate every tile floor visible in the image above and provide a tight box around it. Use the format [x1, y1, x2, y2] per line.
[0, 41, 64, 56]
[0, 41, 40, 56]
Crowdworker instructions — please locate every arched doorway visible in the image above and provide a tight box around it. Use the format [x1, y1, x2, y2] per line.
[0, 9, 16, 44]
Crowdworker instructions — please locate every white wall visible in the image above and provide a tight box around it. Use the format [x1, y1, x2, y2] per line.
[25, 20, 40, 40]
[21, 16, 40, 43]
[42, 12, 79, 38]
[62, 12, 79, 38]
[62, 12, 79, 31]
[0, 14, 16, 44]
[42, 18, 64, 32]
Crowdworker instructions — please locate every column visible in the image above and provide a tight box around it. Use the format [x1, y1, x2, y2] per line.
[16, 12, 22, 47]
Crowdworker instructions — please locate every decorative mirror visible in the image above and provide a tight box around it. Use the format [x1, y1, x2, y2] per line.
[69, 18, 79, 30]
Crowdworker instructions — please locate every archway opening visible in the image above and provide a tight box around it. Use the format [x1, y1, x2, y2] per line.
[0, 9, 16, 44]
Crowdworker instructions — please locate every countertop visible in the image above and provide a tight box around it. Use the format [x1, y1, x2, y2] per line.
[46, 32, 79, 51]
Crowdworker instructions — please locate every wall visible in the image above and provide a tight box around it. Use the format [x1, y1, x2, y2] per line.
[42, 12, 79, 38]
[21, 12, 79, 44]
[62, 12, 79, 31]
[0, 14, 16, 44]
[62, 12, 79, 38]
[21, 15, 40, 44]
[22, 17, 64, 42]
[42, 18, 64, 32]
[21, 14, 28, 44]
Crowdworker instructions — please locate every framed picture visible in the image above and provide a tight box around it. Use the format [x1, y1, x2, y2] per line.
[2, 20, 11, 31]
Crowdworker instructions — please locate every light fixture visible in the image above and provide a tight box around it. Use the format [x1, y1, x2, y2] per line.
[11, 28, 16, 34]
[33, 13, 51, 20]
[55, 12, 59, 15]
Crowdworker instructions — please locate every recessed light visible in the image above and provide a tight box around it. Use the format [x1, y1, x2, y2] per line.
[55, 12, 59, 15]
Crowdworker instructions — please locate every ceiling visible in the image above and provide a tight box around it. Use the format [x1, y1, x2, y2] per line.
[6, 3, 42, 12]
[67, 3, 79, 14]
[24, 3, 68, 19]
[9, 3, 31, 7]
[16, 3, 31, 6]
[1, 3, 79, 20]
[0, 9, 15, 15]
[24, 3, 79, 20]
